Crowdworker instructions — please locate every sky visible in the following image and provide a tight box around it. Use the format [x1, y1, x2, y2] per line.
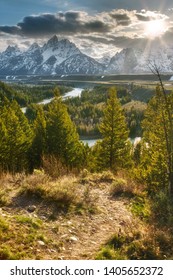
[1, 0, 173, 58]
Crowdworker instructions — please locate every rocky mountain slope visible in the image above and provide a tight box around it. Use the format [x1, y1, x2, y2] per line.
[0, 35, 173, 75]
[0, 35, 104, 75]
[106, 46, 173, 74]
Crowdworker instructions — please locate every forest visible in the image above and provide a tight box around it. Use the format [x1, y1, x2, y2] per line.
[0, 78, 173, 260]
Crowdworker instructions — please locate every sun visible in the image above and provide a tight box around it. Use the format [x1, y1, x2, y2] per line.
[144, 20, 167, 38]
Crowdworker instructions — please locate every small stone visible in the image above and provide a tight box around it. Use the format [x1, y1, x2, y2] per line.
[40, 216, 46, 220]
[50, 249, 57, 253]
[1, 213, 6, 217]
[69, 236, 78, 242]
[47, 249, 56, 253]
[37, 240, 45, 246]
[61, 234, 68, 238]
[27, 205, 36, 213]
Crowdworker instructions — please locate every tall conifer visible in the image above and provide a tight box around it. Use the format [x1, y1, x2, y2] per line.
[97, 87, 131, 170]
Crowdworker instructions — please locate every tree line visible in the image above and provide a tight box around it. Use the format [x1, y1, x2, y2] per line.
[1, 80, 173, 198]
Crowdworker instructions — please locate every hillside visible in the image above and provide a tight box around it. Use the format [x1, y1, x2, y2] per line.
[0, 171, 173, 260]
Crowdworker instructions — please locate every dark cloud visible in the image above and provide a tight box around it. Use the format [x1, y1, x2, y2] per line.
[110, 13, 131, 26]
[136, 14, 152, 21]
[0, 12, 111, 37]
[85, 21, 110, 32]
[79, 34, 148, 49]
[0, 26, 20, 35]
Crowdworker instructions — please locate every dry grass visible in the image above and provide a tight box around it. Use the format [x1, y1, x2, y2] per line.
[0, 170, 172, 260]
[96, 224, 173, 260]
[109, 173, 145, 198]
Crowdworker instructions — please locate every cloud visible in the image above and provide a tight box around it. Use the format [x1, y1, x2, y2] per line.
[0, 12, 111, 37]
[135, 14, 152, 21]
[0, 7, 173, 56]
[0, 26, 21, 35]
[78, 34, 148, 49]
[110, 12, 131, 26]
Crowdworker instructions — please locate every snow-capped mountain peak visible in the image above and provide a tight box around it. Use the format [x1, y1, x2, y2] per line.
[0, 35, 103, 75]
[27, 43, 40, 53]
[3, 45, 21, 56]
[0, 35, 173, 75]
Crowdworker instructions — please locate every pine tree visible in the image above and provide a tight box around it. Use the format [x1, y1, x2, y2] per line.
[96, 87, 131, 171]
[140, 86, 173, 193]
[46, 98, 84, 169]
[0, 100, 33, 172]
[30, 106, 47, 169]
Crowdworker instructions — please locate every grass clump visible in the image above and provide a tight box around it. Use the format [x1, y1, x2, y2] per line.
[0, 217, 9, 232]
[79, 170, 115, 185]
[130, 195, 150, 220]
[99, 171, 115, 183]
[15, 215, 42, 229]
[95, 246, 124, 260]
[0, 246, 19, 260]
[95, 225, 173, 260]
[21, 176, 80, 212]
[110, 177, 139, 198]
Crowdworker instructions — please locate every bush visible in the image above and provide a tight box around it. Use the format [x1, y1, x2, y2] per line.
[110, 178, 136, 198]
[21, 176, 79, 211]
[42, 155, 69, 178]
[151, 191, 173, 225]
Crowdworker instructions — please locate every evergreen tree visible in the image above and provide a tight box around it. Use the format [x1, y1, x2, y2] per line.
[140, 86, 173, 194]
[0, 100, 33, 172]
[96, 87, 131, 171]
[30, 106, 47, 169]
[46, 98, 84, 169]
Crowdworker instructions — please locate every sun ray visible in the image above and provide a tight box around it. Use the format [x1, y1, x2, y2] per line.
[144, 19, 167, 39]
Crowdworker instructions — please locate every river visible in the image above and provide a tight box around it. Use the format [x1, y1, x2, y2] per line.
[82, 137, 141, 147]
[21, 87, 83, 113]
[21, 88, 141, 147]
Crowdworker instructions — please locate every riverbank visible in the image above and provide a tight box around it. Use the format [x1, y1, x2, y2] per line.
[81, 137, 141, 147]
[21, 87, 83, 113]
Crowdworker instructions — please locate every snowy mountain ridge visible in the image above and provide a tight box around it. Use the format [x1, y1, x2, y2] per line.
[0, 35, 173, 75]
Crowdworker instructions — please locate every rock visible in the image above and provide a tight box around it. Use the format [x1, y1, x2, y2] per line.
[1, 213, 7, 217]
[69, 236, 78, 242]
[61, 234, 68, 239]
[119, 220, 126, 226]
[27, 205, 36, 213]
[68, 229, 76, 234]
[40, 216, 46, 220]
[33, 214, 38, 218]
[37, 240, 45, 246]
[47, 249, 56, 253]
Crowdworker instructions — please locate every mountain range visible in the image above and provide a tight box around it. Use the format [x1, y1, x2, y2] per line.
[0, 35, 173, 75]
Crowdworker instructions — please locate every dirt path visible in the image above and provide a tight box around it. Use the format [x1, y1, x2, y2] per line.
[50, 185, 137, 259]
[0, 179, 138, 260]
